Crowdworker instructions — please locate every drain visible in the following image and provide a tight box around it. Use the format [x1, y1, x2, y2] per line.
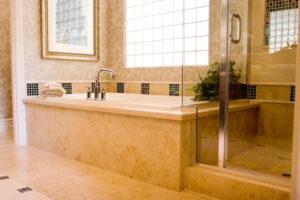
[282, 173, 291, 177]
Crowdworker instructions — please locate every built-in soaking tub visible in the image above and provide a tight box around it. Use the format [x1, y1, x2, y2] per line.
[24, 93, 260, 191]
[61, 93, 197, 111]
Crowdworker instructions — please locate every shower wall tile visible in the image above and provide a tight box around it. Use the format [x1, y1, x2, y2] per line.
[256, 85, 291, 101]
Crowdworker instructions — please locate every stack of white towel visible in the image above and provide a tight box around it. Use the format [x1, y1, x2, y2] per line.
[40, 82, 66, 97]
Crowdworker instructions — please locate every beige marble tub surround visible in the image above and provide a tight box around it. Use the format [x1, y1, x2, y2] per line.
[186, 165, 290, 200]
[24, 97, 261, 191]
[25, 103, 195, 191]
[0, 0, 13, 120]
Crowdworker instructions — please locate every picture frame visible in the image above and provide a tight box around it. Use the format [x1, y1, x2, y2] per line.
[41, 0, 99, 61]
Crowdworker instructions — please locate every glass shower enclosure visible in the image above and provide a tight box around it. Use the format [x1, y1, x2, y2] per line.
[182, 0, 297, 178]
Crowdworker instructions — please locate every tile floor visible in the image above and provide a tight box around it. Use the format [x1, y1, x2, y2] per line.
[0, 129, 217, 200]
[227, 144, 292, 177]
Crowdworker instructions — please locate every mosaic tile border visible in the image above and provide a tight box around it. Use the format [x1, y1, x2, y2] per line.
[141, 83, 150, 95]
[248, 85, 257, 100]
[62, 83, 72, 94]
[290, 86, 296, 101]
[25, 82, 296, 102]
[27, 83, 39, 96]
[169, 84, 180, 96]
[117, 82, 125, 93]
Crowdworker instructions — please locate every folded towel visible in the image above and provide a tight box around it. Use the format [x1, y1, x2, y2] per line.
[40, 82, 66, 97]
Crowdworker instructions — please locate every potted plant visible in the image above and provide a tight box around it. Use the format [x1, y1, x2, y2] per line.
[187, 61, 244, 102]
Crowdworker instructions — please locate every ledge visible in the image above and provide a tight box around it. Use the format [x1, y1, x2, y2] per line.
[23, 98, 260, 121]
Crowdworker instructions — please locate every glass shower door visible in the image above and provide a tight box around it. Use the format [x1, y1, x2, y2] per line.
[225, 0, 297, 178]
[181, 0, 223, 166]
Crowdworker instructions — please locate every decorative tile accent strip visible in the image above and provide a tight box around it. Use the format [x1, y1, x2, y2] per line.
[17, 187, 32, 193]
[141, 83, 150, 95]
[169, 84, 180, 96]
[290, 86, 295, 101]
[0, 176, 9, 180]
[117, 82, 125, 93]
[248, 85, 256, 99]
[62, 83, 72, 94]
[241, 84, 248, 99]
[27, 83, 39, 96]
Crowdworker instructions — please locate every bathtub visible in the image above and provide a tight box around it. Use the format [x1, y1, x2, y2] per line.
[61, 93, 195, 110]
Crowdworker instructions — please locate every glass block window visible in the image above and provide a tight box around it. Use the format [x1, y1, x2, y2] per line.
[126, 0, 209, 68]
[56, 0, 87, 46]
[265, 0, 298, 53]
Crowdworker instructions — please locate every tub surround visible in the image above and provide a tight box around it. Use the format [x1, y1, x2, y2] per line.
[24, 95, 259, 191]
[25, 103, 194, 191]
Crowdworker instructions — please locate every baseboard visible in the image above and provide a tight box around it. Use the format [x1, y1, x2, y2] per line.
[0, 118, 13, 133]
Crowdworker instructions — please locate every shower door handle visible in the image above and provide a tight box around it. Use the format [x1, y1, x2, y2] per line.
[230, 13, 241, 43]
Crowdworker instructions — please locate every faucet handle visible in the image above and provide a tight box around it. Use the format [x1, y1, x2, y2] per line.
[86, 87, 92, 99]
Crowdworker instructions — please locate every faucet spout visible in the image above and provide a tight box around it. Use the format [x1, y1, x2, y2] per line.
[96, 69, 116, 83]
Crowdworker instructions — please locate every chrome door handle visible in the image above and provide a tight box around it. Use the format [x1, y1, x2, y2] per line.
[230, 13, 241, 43]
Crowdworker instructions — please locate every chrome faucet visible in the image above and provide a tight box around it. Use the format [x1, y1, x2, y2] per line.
[95, 69, 116, 100]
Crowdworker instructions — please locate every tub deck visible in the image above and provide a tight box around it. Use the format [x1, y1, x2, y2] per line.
[24, 93, 260, 120]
